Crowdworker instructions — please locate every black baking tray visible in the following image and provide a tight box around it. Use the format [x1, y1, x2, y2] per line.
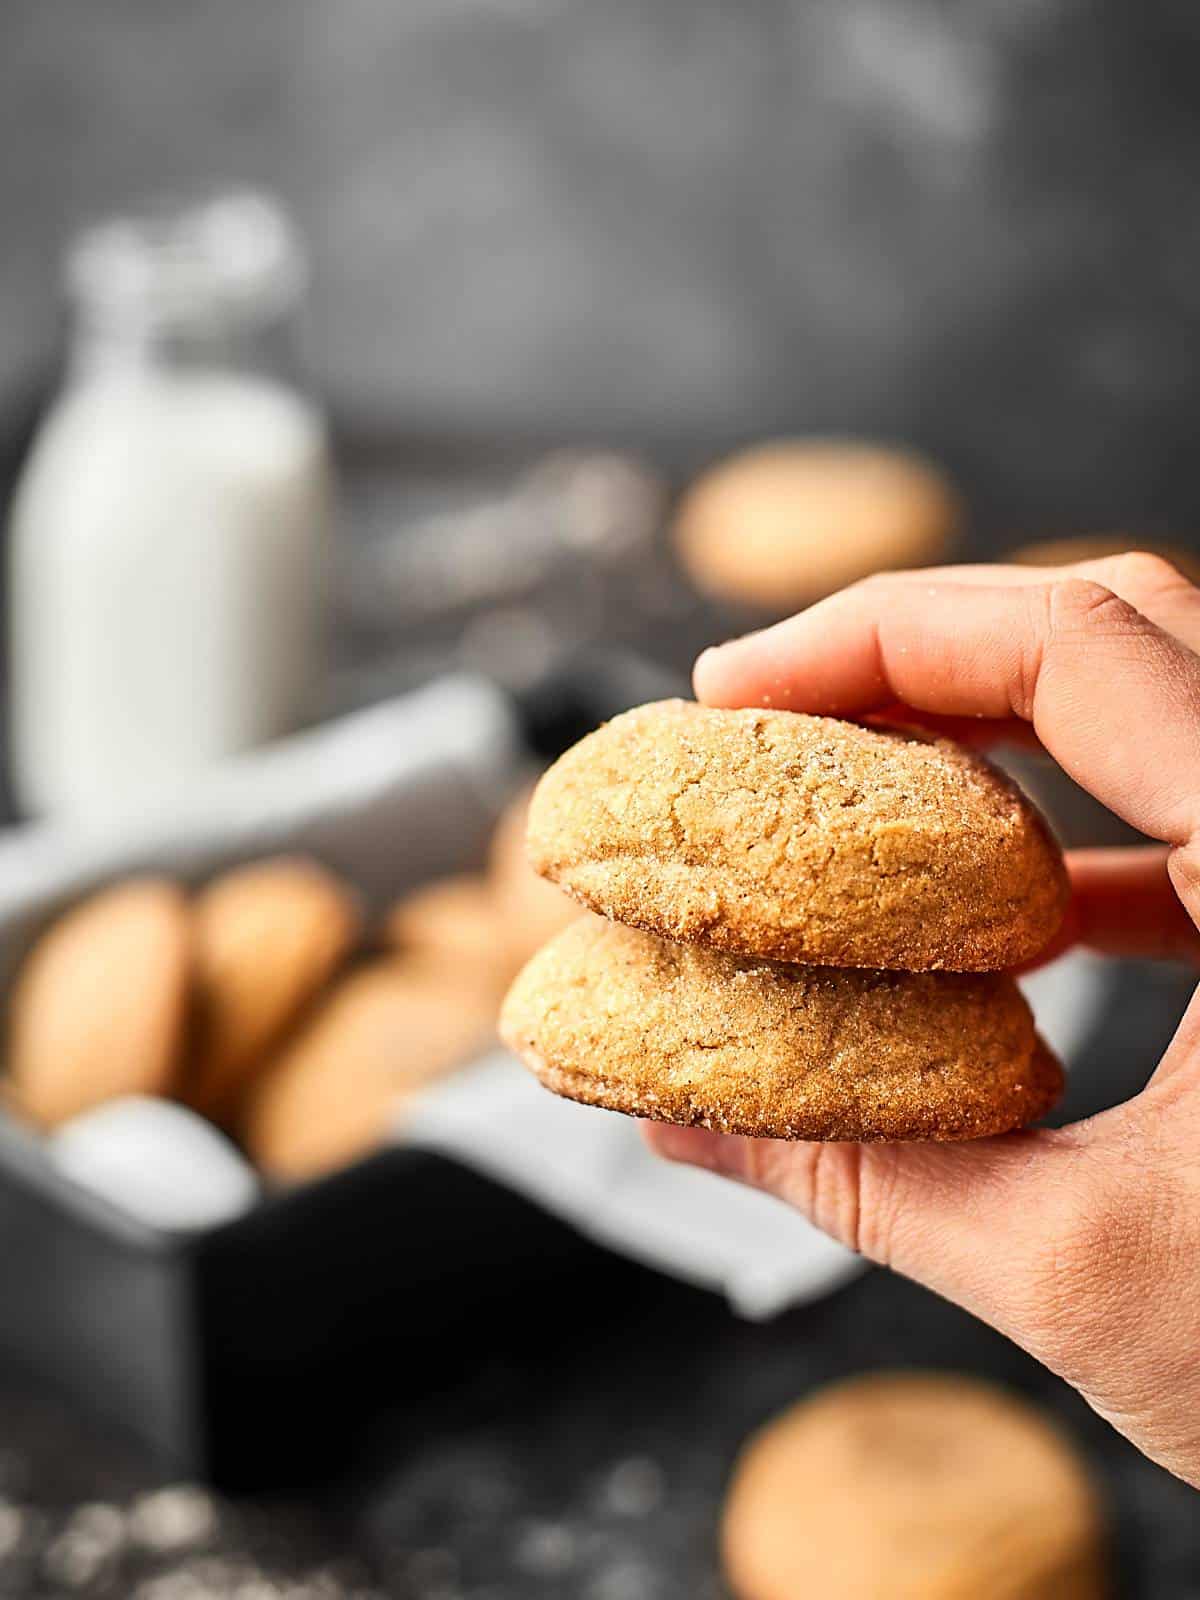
[0, 649, 686, 1490]
[0, 1124, 618, 1490]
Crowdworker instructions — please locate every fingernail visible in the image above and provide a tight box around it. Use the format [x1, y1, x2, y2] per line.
[694, 645, 722, 680]
[694, 633, 763, 699]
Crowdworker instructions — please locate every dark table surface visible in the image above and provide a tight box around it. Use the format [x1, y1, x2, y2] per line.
[0, 959, 1195, 1600]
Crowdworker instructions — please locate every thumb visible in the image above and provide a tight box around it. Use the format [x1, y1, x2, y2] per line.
[648, 1061, 1200, 1486]
[644, 1117, 1122, 1370]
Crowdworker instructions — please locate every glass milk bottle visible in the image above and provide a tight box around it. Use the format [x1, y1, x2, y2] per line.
[8, 189, 333, 824]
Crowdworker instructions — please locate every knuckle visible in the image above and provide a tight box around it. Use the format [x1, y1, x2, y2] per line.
[852, 1148, 903, 1264]
[1107, 549, 1190, 596]
[1045, 576, 1129, 635]
[1167, 843, 1200, 921]
[848, 571, 895, 599]
[790, 1142, 899, 1265]
[736, 1136, 788, 1191]
[759, 1141, 875, 1259]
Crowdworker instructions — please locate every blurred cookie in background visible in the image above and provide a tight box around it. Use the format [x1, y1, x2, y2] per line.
[4, 788, 585, 1182]
[240, 962, 497, 1181]
[488, 783, 580, 967]
[8, 879, 192, 1128]
[383, 873, 515, 997]
[4, 846, 515, 1185]
[187, 857, 362, 1124]
[1009, 534, 1200, 584]
[673, 440, 962, 614]
[722, 1372, 1106, 1600]
[383, 783, 580, 997]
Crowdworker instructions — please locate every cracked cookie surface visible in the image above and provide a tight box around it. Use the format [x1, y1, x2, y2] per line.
[500, 918, 1062, 1140]
[527, 699, 1067, 972]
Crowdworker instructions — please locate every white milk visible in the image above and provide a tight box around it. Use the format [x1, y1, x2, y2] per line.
[7, 191, 333, 824]
[9, 372, 331, 822]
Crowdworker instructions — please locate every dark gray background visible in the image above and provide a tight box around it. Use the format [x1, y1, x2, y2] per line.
[6, 1, 1200, 529]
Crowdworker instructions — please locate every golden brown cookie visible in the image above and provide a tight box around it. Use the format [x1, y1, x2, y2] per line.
[1010, 534, 1200, 584]
[187, 857, 361, 1122]
[500, 918, 1062, 1141]
[722, 1373, 1107, 1599]
[8, 879, 192, 1128]
[241, 962, 495, 1180]
[489, 784, 579, 965]
[673, 440, 961, 612]
[528, 700, 1068, 973]
[383, 874, 515, 997]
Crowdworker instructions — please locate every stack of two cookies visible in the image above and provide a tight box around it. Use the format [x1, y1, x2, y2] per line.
[501, 701, 1070, 1142]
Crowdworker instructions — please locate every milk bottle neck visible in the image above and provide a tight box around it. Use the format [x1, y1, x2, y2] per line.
[62, 188, 308, 390]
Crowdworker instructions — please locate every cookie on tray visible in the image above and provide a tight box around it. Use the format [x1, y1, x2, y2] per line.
[384, 873, 515, 996]
[242, 961, 496, 1180]
[488, 783, 580, 965]
[8, 878, 192, 1127]
[187, 856, 360, 1121]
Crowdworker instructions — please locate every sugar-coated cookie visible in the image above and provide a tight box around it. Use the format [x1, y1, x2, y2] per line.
[673, 439, 961, 611]
[722, 1373, 1106, 1599]
[501, 918, 1061, 1141]
[528, 700, 1068, 973]
[242, 962, 495, 1180]
[8, 879, 191, 1128]
[187, 857, 360, 1121]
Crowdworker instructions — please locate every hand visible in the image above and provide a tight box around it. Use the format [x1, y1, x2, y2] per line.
[646, 552, 1200, 1487]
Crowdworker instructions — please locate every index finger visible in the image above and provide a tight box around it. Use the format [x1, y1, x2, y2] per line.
[694, 576, 1200, 850]
[819, 551, 1200, 755]
[875, 551, 1200, 653]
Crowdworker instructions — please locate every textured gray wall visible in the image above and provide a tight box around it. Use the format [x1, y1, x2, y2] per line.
[5, 1, 1200, 523]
